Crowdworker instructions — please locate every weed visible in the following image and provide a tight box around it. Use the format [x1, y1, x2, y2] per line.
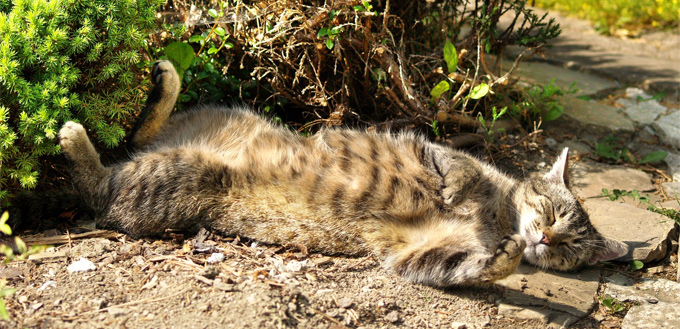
[594, 136, 668, 164]
[477, 106, 507, 142]
[596, 294, 625, 313]
[601, 188, 680, 226]
[510, 79, 578, 127]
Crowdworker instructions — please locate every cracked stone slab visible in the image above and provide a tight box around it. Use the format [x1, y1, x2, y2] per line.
[496, 264, 600, 328]
[570, 162, 655, 199]
[603, 278, 680, 305]
[557, 96, 635, 134]
[621, 302, 680, 329]
[620, 100, 668, 126]
[663, 151, 680, 182]
[652, 110, 680, 150]
[506, 59, 618, 96]
[584, 199, 677, 262]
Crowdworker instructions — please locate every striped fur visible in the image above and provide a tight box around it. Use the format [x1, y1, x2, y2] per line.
[58, 61, 628, 287]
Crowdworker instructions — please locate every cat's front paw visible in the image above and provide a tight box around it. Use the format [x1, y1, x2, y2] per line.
[59, 121, 88, 156]
[495, 234, 527, 260]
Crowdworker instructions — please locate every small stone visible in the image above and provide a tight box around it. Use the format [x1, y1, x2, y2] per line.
[450, 322, 467, 329]
[108, 307, 129, 318]
[206, 253, 225, 264]
[311, 256, 333, 266]
[337, 297, 353, 309]
[545, 137, 557, 149]
[88, 298, 107, 309]
[67, 257, 96, 272]
[30, 303, 43, 311]
[385, 311, 400, 323]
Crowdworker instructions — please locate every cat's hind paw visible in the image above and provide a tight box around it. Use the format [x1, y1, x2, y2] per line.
[151, 60, 180, 88]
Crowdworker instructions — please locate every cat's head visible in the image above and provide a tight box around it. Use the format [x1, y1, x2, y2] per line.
[516, 148, 628, 271]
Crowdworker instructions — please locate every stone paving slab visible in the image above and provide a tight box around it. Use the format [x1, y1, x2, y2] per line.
[557, 95, 635, 135]
[603, 278, 680, 329]
[652, 110, 680, 151]
[501, 8, 680, 102]
[621, 301, 680, 329]
[584, 199, 676, 263]
[569, 162, 655, 199]
[505, 58, 619, 96]
[497, 264, 601, 328]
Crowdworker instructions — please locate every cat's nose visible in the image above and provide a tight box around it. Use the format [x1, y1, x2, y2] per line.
[539, 233, 551, 246]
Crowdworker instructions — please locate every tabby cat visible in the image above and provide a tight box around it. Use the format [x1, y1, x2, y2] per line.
[58, 61, 628, 286]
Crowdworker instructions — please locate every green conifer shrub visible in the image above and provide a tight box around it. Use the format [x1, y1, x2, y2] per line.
[0, 0, 164, 206]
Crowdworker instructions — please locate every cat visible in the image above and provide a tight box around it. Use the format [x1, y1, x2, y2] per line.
[58, 60, 628, 287]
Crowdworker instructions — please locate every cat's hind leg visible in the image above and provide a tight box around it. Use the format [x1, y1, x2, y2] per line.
[376, 220, 525, 286]
[128, 60, 181, 149]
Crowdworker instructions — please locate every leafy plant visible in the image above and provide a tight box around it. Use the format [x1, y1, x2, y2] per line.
[0, 0, 164, 206]
[597, 294, 625, 313]
[510, 79, 577, 125]
[477, 106, 507, 142]
[601, 188, 680, 226]
[317, 10, 343, 50]
[534, 0, 679, 35]
[595, 135, 668, 164]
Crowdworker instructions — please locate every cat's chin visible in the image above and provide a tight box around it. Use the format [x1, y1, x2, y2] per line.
[522, 244, 550, 268]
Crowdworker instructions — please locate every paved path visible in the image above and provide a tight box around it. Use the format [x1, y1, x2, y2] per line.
[502, 8, 680, 102]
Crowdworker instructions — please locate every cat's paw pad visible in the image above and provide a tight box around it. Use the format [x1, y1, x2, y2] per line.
[151, 60, 178, 86]
[496, 234, 527, 259]
[59, 121, 87, 154]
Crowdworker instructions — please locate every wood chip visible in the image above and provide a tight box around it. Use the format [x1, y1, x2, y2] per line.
[28, 250, 67, 264]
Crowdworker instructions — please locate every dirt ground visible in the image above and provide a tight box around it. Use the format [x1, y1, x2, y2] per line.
[3, 232, 551, 329]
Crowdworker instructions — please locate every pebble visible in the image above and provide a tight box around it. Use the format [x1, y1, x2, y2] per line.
[545, 137, 557, 149]
[450, 322, 467, 329]
[67, 258, 96, 272]
[108, 307, 129, 318]
[337, 297, 353, 309]
[385, 310, 400, 323]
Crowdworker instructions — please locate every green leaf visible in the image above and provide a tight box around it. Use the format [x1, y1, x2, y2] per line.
[164, 42, 195, 70]
[318, 27, 329, 38]
[430, 80, 450, 100]
[544, 105, 563, 121]
[0, 299, 8, 320]
[207, 47, 218, 55]
[640, 151, 668, 164]
[189, 35, 203, 43]
[15, 237, 26, 254]
[443, 41, 458, 73]
[629, 260, 644, 271]
[0, 211, 10, 235]
[326, 38, 334, 50]
[469, 83, 489, 99]
[214, 27, 226, 37]
[208, 9, 219, 18]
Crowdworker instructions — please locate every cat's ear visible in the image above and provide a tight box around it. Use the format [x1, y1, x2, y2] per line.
[589, 236, 629, 264]
[544, 147, 570, 187]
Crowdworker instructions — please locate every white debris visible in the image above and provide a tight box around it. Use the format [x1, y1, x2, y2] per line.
[67, 258, 96, 272]
[38, 280, 56, 291]
[206, 252, 225, 264]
